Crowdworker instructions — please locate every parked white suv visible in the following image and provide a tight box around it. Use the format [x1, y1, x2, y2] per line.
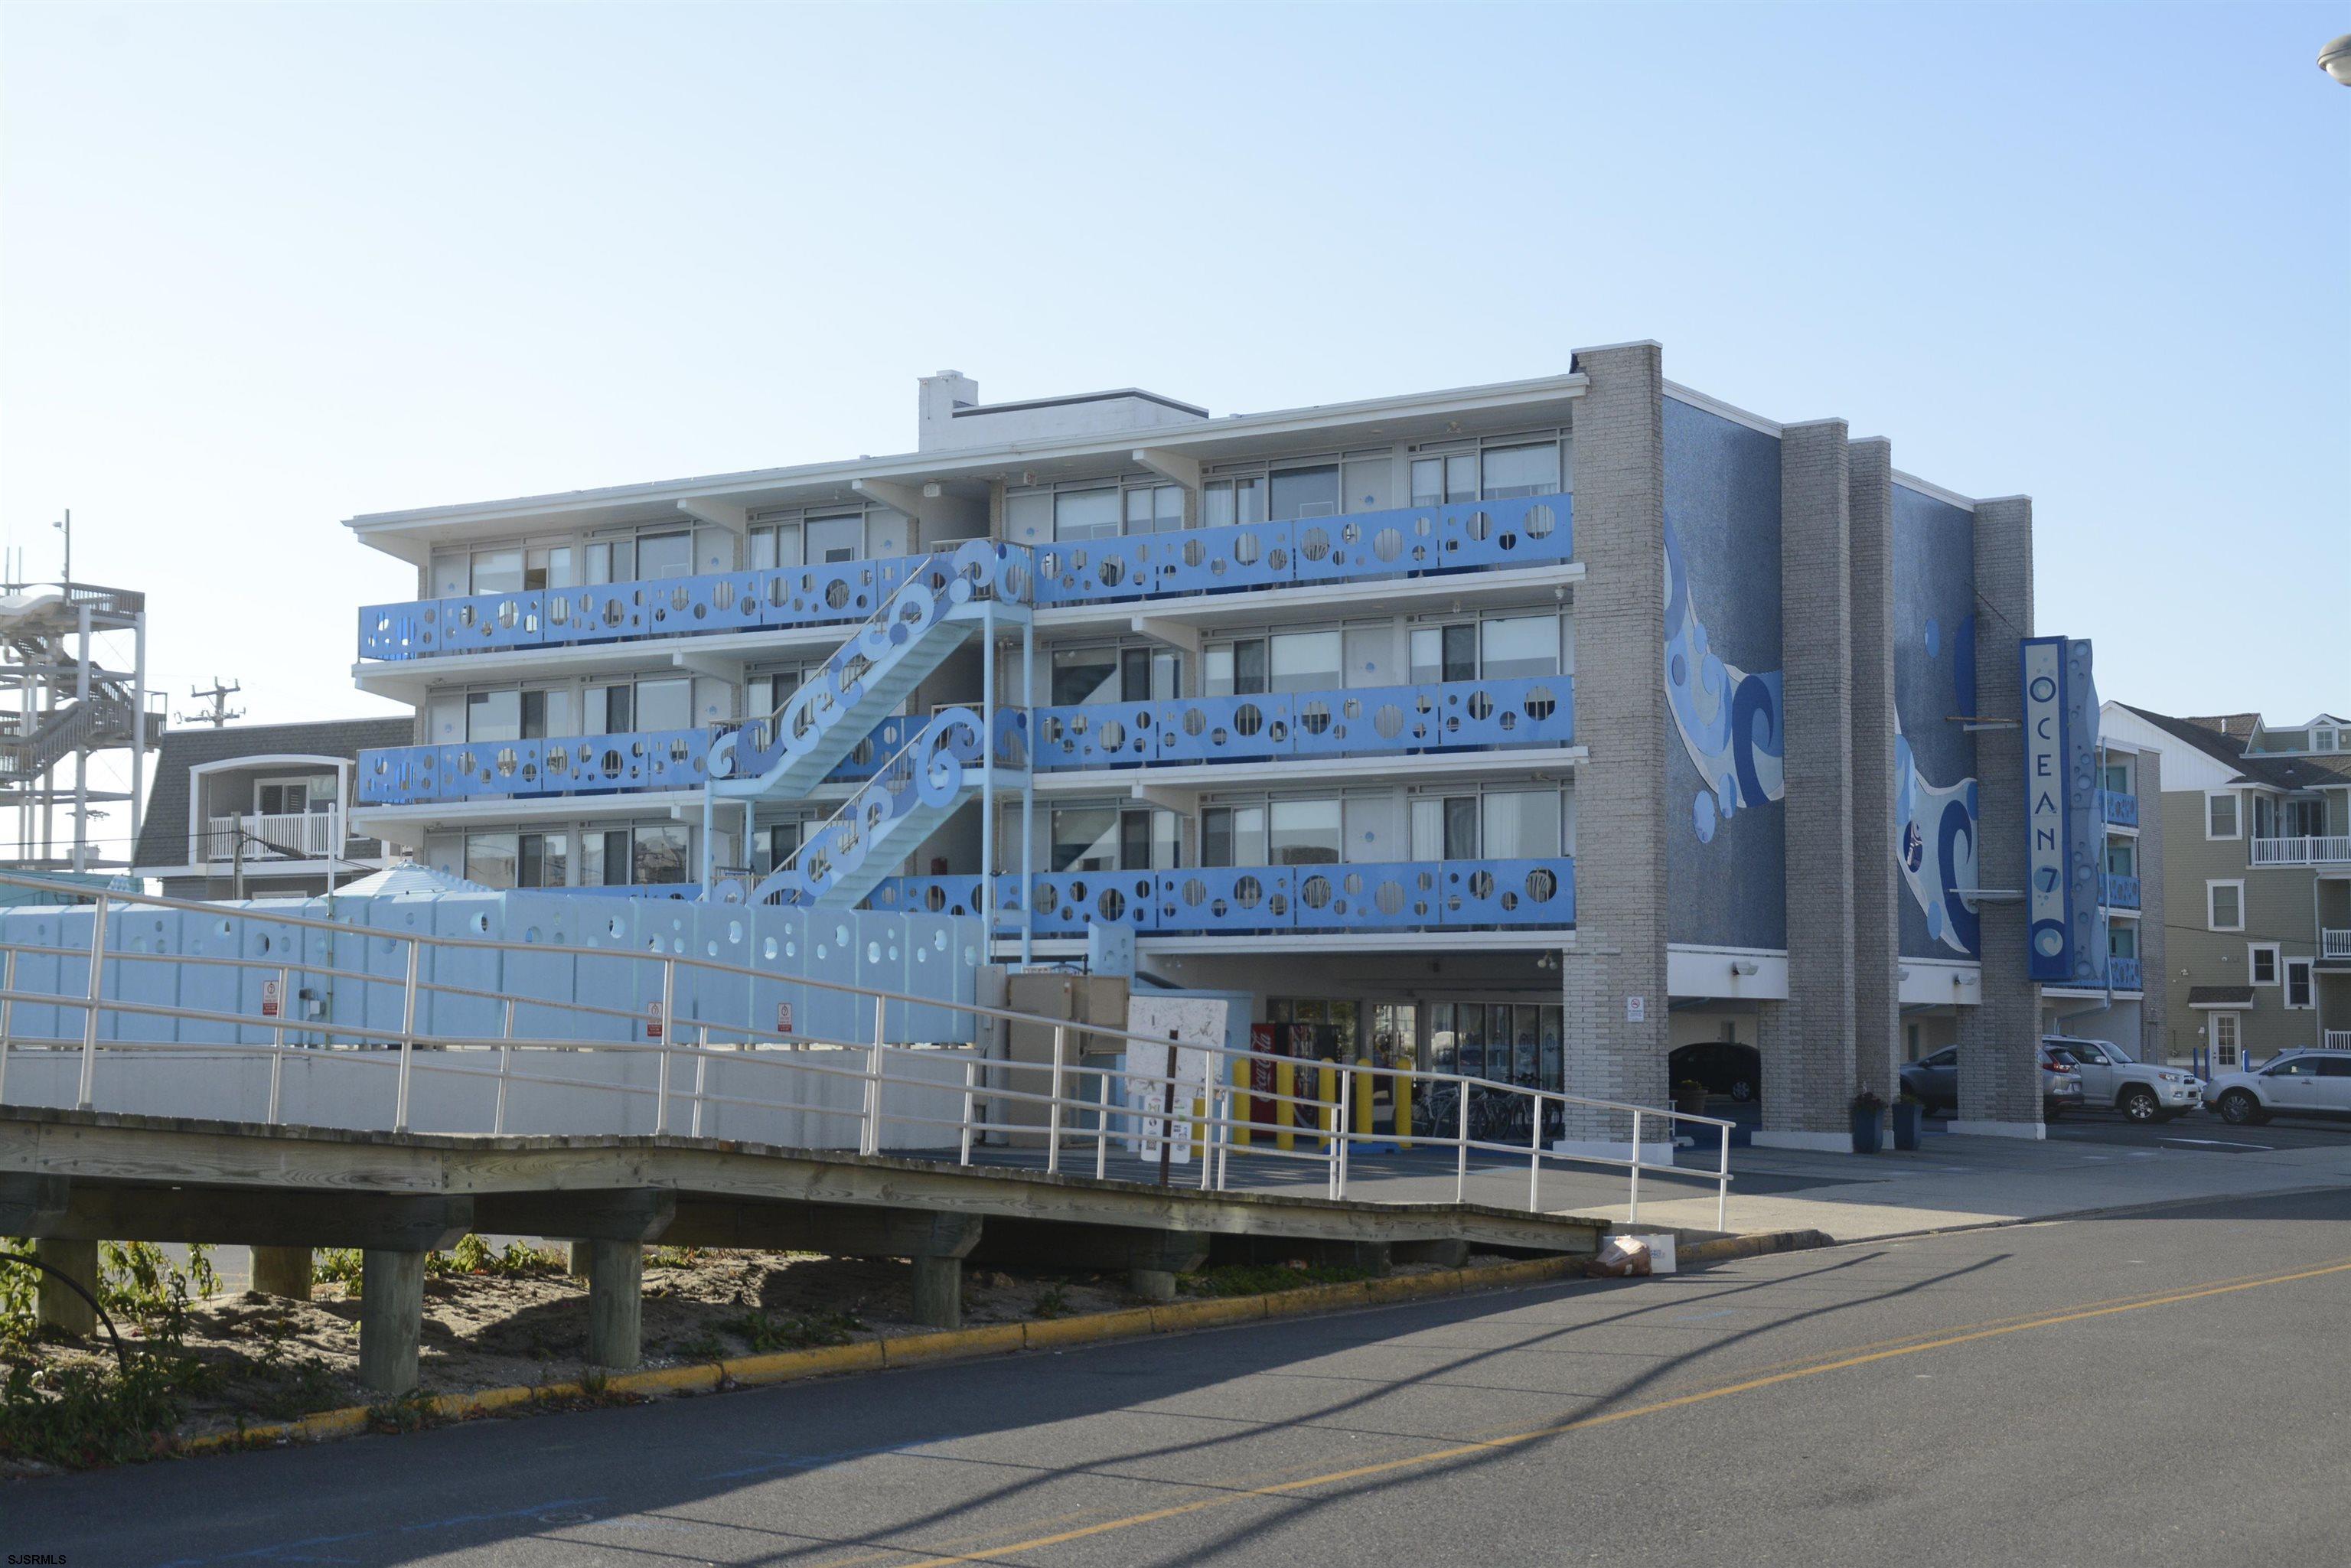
[2203, 1050, 2351, 1126]
[2041, 1036, 2204, 1124]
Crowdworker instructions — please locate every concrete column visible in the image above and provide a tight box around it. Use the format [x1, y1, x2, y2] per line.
[1558, 341, 1671, 1148]
[250, 1245, 315, 1302]
[34, 1237, 99, 1338]
[568, 1240, 594, 1278]
[2135, 749, 2167, 1061]
[1760, 420, 1857, 1148]
[1956, 497, 2045, 1135]
[1848, 438, 1903, 1106]
[357, 1248, 426, 1394]
[585, 1240, 644, 1369]
[911, 1255, 964, 1328]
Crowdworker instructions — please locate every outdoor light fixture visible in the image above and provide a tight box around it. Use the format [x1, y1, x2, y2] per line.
[1729, 959, 1761, 977]
[2323, 33, 2351, 84]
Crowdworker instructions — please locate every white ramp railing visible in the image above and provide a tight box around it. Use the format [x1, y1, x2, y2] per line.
[0, 872, 1731, 1228]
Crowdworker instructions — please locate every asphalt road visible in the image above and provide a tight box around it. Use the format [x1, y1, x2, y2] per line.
[2039, 1106, 2351, 1152]
[13, 1186, 2351, 1567]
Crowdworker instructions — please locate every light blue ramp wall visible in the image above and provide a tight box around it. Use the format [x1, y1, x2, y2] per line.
[0, 888, 983, 1048]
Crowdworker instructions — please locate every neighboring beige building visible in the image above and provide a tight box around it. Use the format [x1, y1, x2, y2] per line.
[2102, 704, 2351, 1070]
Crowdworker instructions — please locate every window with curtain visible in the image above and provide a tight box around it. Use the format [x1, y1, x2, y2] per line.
[1480, 441, 1561, 498]
[1268, 465, 1339, 521]
[1270, 798, 1341, 865]
[1269, 631, 1342, 693]
[634, 679, 693, 732]
[636, 531, 693, 580]
[1479, 615, 1559, 680]
[1481, 790, 1561, 860]
[1123, 484, 1184, 533]
[1054, 489, 1121, 541]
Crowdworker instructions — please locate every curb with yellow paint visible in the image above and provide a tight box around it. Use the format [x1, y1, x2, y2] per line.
[180, 1231, 1833, 1458]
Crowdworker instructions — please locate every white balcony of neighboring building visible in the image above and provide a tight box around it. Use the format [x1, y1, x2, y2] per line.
[2249, 834, 2351, 867]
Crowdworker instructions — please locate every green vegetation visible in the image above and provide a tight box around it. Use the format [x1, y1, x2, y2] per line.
[715, 1308, 862, 1354]
[1175, 1262, 1372, 1298]
[0, 1236, 225, 1468]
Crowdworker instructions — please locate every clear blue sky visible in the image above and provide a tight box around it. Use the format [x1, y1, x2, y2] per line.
[2, 1, 2343, 736]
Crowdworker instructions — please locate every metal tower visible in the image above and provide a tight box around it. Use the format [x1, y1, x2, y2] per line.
[0, 579, 163, 873]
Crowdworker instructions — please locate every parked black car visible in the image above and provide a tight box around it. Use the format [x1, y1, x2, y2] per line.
[1671, 1041, 1761, 1103]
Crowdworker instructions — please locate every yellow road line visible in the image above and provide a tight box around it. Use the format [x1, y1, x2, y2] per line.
[888, 1253, 2351, 1567]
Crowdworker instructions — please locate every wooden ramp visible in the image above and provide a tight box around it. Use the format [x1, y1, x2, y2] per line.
[0, 1106, 1609, 1393]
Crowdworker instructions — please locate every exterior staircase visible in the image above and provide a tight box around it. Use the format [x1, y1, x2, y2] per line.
[703, 542, 1032, 909]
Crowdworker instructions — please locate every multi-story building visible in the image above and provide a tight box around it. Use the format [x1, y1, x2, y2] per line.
[129, 718, 410, 899]
[344, 344, 2096, 1146]
[2037, 719, 2166, 1060]
[2102, 705, 2351, 1068]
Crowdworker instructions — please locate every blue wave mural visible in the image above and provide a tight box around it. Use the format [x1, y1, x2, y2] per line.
[1666, 522, 1980, 956]
[1896, 729, 1980, 955]
[1664, 522, 1782, 845]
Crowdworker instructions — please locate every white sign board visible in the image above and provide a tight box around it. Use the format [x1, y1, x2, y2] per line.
[775, 1002, 794, 1037]
[1122, 996, 1228, 1165]
[260, 978, 282, 1019]
[1625, 996, 1646, 1024]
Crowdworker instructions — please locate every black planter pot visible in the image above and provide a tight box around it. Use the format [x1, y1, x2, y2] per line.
[1891, 1101, 1922, 1151]
[1850, 1104, 1885, 1153]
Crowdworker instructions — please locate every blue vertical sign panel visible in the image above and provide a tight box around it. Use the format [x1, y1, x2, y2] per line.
[2022, 636, 2102, 985]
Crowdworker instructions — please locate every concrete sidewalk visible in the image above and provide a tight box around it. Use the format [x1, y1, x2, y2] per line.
[968, 1121, 2351, 1244]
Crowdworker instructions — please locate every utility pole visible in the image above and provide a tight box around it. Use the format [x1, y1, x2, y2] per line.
[183, 679, 244, 729]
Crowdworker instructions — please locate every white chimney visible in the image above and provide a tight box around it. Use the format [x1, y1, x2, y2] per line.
[918, 370, 980, 451]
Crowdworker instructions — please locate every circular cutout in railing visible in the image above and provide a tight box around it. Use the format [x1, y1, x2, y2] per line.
[1526, 867, 1558, 901]
[1524, 503, 1556, 540]
[1232, 533, 1261, 567]
[1374, 526, 1404, 562]
[1233, 703, 1264, 737]
[1300, 875, 1333, 909]
[1374, 704, 1404, 738]
[1300, 526, 1331, 562]
[1298, 700, 1331, 735]
[1525, 684, 1556, 720]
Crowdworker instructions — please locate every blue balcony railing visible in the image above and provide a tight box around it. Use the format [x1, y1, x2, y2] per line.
[1029, 676, 1573, 771]
[867, 857, 1574, 937]
[2098, 788, 2138, 828]
[359, 729, 712, 804]
[2107, 955, 2143, 991]
[358, 556, 935, 662]
[358, 494, 1574, 662]
[1024, 491, 1573, 608]
[2102, 872, 2141, 909]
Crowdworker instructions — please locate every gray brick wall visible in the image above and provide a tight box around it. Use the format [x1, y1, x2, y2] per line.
[1560, 342, 1671, 1135]
[1847, 438, 1901, 1101]
[1770, 420, 1857, 1133]
[1958, 496, 2045, 1129]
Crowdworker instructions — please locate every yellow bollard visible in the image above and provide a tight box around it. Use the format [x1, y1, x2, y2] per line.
[1275, 1059, 1296, 1152]
[1191, 1094, 1207, 1160]
[1232, 1055, 1253, 1149]
[1397, 1070, 1414, 1151]
[1354, 1066, 1374, 1139]
[1319, 1064, 1339, 1152]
